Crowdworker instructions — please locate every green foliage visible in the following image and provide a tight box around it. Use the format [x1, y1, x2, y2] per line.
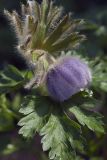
[0, 50, 106, 160]
[18, 96, 50, 138]
[40, 115, 77, 160]
[17, 89, 105, 159]
[90, 57, 107, 92]
[0, 95, 14, 131]
[18, 94, 85, 159]
[0, 65, 26, 93]
[1, 0, 107, 160]
[69, 106, 105, 134]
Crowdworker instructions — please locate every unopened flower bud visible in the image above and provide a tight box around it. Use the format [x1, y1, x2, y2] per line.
[46, 56, 92, 102]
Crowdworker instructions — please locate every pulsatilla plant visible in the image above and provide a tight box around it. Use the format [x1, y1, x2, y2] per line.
[3, 0, 105, 159]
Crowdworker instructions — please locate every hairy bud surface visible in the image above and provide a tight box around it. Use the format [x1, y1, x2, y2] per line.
[46, 56, 92, 102]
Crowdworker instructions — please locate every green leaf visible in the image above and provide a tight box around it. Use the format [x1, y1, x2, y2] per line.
[48, 33, 85, 53]
[3, 65, 24, 81]
[90, 58, 107, 92]
[40, 113, 83, 160]
[46, 2, 62, 29]
[43, 15, 70, 47]
[0, 65, 27, 93]
[19, 96, 36, 115]
[69, 106, 105, 133]
[18, 95, 51, 138]
[41, 0, 49, 24]
[40, 114, 75, 160]
[18, 94, 85, 159]
[31, 0, 50, 48]
[0, 95, 14, 132]
[100, 82, 107, 92]
[63, 89, 97, 110]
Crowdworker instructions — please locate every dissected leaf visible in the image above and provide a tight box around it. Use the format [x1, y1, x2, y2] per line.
[18, 94, 86, 159]
[69, 106, 105, 133]
[18, 96, 51, 138]
[40, 113, 83, 160]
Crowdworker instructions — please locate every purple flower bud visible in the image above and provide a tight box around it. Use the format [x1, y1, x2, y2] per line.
[46, 56, 92, 102]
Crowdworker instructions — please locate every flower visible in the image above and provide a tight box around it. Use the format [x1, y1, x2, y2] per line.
[46, 56, 92, 102]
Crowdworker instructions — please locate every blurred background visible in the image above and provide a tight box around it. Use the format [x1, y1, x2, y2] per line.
[0, 0, 107, 160]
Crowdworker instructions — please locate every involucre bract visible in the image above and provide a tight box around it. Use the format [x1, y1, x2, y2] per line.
[46, 56, 92, 102]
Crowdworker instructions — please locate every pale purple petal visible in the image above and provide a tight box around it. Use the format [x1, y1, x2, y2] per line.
[46, 56, 92, 102]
